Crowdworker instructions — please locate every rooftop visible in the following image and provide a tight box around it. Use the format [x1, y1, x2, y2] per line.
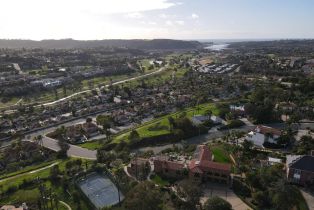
[289, 156, 314, 172]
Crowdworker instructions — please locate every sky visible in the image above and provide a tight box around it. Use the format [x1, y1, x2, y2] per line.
[1, 0, 314, 40]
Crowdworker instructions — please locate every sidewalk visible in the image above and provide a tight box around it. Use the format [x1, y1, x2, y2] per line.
[300, 189, 314, 210]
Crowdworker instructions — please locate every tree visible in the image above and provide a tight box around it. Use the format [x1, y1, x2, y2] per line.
[123, 181, 162, 210]
[203, 196, 232, 210]
[168, 116, 175, 132]
[178, 179, 202, 207]
[57, 140, 69, 158]
[271, 181, 300, 210]
[49, 165, 61, 182]
[128, 130, 140, 143]
[295, 135, 314, 154]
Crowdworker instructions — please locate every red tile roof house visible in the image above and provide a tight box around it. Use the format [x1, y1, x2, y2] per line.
[154, 156, 187, 178]
[128, 158, 150, 179]
[286, 155, 314, 186]
[153, 145, 231, 183]
[189, 145, 231, 183]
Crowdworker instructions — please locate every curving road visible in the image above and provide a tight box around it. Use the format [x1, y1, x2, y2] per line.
[41, 66, 167, 107]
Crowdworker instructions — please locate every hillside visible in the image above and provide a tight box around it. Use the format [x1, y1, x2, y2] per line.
[0, 39, 203, 50]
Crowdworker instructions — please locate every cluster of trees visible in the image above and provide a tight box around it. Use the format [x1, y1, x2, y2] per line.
[112, 180, 232, 210]
[0, 140, 53, 176]
[245, 164, 302, 210]
[294, 135, 314, 155]
[245, 87, 279, 123]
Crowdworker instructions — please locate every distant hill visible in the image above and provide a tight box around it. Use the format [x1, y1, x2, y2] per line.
[0, 39, 203, 50]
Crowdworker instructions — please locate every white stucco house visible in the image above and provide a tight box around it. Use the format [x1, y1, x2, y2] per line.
[210, 115, 227, 125]
[246, 125, 281, 147]
[192, 115, 210, 126]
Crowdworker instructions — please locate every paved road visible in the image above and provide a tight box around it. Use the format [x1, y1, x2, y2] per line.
[37, 136, 97, 160]
[20, 117, 99, 160]
[41, 66, 166, 107]
[137, 125, 255, 154]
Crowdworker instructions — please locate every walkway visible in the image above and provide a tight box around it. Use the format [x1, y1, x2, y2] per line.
[59, 201, 72, 210]
[0, 161, 60, 183]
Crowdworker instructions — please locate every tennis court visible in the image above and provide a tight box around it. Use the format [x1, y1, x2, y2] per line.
[78, 173, 124, 209]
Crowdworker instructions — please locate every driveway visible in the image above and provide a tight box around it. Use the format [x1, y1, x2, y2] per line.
[200, 183, 252, 210]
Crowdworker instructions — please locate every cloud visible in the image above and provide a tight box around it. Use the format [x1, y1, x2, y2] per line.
[159, 13, 168, 19]
[175, 20, 185, 26]
[125, 12, 144, 19]
[166, 20, 173, 26]
[166, 20, 184, 26]
[191, 13, 199, 19]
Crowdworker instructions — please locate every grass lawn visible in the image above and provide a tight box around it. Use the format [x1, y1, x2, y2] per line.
[0, 158, 93, 209]
[211, 145, 231, 164]
[151, 175, 169, 187]
[79, 140, 104, 150]
[113, 102, 220, 144]
[0, 160, 58, 180]
[0, 97, 20, 109]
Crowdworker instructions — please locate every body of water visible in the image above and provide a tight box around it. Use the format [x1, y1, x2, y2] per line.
[204, 43, 230, 51]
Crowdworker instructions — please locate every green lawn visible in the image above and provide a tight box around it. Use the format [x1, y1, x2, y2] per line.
[79, 140, 104, 150]
[0, 97, 21, 109]
[211, 145, 231, 164]
[0, 160, 58, 180]
[113, 102, 219, 144]
[0, 158, 93, 209]
[151, 175, 169, 187]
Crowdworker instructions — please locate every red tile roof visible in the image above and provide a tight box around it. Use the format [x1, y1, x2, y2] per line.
[189, 160, 231, 173]
[154, 159, 184, 171]
[189, 145, 231, 173]
[255, 125, 281, 136]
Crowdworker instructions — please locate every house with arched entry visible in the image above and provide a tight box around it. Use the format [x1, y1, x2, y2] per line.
[188, 145, 231, 183]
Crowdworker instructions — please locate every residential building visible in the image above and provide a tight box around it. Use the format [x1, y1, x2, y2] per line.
[188, 145, 231, 183]
[128, 158, 150, 178]
[154, 156, 186, 178]
[191, 115, 210, 126]
[287, 155, 314, 186]
[246, 125, 281, 147]
[210, 115, 226, 125]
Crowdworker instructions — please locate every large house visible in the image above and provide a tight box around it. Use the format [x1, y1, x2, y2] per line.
[286, 155, 314, 186]
[154, 156, 186, 178]
[246, 125, 281, 147]
[189, 145, 231, 183]
[153, 145, 231, 183]
[127, 158, 150, 180]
